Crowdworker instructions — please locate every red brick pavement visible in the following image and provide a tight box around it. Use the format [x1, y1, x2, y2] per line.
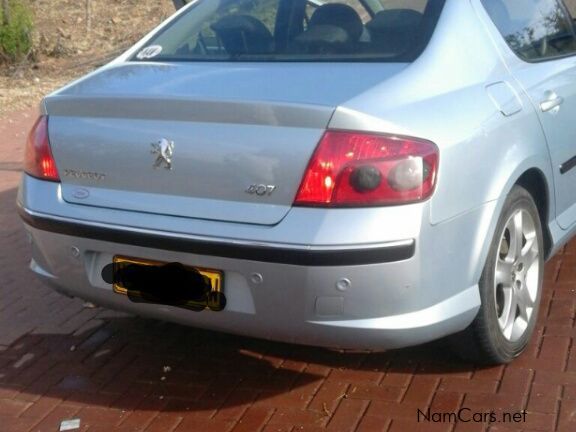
[1, 108, 576, 432]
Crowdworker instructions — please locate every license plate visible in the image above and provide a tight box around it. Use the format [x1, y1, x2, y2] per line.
[112, 256, 225, 311]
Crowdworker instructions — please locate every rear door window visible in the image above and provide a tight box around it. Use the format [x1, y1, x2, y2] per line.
[136, 0, 446, 62]
[481, 0, 576, 62]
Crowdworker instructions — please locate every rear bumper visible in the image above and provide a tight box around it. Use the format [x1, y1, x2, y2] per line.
[17, 175, 488, 350]
[22, 217, 478, 350]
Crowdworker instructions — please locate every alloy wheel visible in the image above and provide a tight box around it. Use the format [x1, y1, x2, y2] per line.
[494, 208, 540, 342]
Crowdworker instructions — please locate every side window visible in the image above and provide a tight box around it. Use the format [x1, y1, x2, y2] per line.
[481, 0, 576, 61]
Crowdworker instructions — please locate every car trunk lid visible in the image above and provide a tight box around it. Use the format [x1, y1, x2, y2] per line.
[45, 62, 406, 225]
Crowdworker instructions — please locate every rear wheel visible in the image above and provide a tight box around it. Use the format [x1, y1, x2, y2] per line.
[455, 185, 544, 364]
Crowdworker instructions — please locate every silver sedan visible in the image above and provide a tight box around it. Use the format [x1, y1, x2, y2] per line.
[17, 0, 576, 364]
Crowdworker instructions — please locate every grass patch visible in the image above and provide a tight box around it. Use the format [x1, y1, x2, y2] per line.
[0, 0, 33, 63]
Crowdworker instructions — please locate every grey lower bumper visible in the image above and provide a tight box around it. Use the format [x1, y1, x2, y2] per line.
[21, 216, 480, 350]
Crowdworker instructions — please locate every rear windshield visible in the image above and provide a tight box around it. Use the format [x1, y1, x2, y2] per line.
[134, 0, 446, 62]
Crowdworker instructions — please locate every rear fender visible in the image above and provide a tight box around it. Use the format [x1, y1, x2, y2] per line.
[469, 155, 555, 286]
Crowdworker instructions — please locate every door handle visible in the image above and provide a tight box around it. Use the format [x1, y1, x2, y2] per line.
[540, 93, 564, 113]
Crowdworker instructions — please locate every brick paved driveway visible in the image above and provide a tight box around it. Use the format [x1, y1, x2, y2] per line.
[1, 109, 576, 432]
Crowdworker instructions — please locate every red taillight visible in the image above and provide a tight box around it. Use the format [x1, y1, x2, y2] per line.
[24, 116, 60, 182]
[294, 131, 438, 207]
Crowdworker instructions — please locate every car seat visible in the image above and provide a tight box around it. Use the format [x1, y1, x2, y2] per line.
[211, 14, 274, 56]
[292, 3, 364, 54]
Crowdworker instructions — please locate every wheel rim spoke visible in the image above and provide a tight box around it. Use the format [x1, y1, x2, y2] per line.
[521, 238, 538, 268]
[512, 210, 524, 260]
[495, 259, 513, 287]
[498, 287, 516, 340]
[516, 283, 534, 322]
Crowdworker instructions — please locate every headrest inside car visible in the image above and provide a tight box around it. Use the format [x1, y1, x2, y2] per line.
[211, 15, 273, 55]
[309, 3, 364, 42]
[367, 9, 423, 34]
[295, 25, 349, 44]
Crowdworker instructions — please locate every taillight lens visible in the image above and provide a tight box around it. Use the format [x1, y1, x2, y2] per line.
[294, 131, 438, 207]
[24, 116, 60, 182]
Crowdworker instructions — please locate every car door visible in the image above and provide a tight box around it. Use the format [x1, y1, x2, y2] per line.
[482, 0, 576, 230]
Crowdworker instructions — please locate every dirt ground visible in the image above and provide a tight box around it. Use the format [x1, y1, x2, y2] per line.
[0, 0, 175, 115]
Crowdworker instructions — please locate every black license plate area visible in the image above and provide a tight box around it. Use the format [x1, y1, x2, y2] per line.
[112, 256, 225, 311]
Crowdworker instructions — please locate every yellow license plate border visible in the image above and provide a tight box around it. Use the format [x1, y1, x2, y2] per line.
[112, 255, 223, 309]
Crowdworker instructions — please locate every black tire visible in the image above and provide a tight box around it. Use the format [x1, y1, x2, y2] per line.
[452, 185, 544, 364]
